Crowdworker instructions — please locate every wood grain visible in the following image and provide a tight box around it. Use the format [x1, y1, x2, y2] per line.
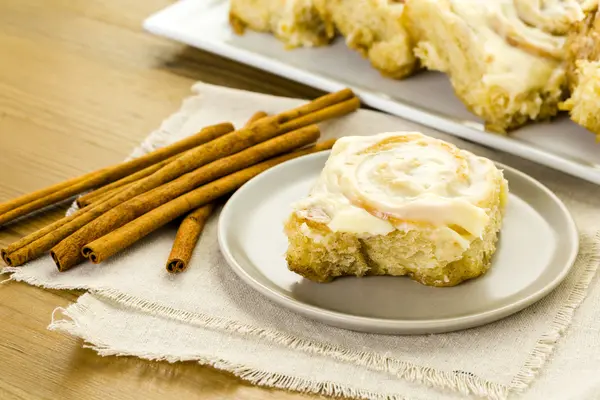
[0, 0, 325, 398]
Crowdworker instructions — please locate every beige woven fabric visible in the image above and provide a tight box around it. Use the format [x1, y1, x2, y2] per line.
[4, 83, 600, 400]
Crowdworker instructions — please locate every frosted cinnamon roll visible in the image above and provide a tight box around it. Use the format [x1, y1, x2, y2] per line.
[403, 0, 570, 133]
[314, 0, 417, 79]
[285, 132, 508, 287]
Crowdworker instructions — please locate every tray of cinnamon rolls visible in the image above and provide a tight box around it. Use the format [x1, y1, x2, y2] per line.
[144, 0, 600, 184]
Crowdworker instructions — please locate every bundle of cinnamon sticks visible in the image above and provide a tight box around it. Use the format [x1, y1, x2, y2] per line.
[1, 89, 359, 273]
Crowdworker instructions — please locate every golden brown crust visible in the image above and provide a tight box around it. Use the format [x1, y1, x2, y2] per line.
[314, 0, 417, 79]
[229, 11, 247, 35]
[565, 2, 600, 91]
[229, 0, 335, 48]
[561, 3, 600, 138]
[285, 200, 503, 288]
[560, 60, 600, 139]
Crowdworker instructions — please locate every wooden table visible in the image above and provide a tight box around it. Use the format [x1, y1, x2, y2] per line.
[0, 1, 326, 398]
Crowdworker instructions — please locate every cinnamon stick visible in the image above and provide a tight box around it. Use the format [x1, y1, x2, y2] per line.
[275, 89, 354, 124]
[2, 89, 355, 267]
[53, 124, 320, 271]
[0, 122, 234, 226]
[82, 140, 337, 264]
[2, 201, 97, 266]
[49, 90, 357, 271]
[279, 97, 360, 134]
[78, 184, 128, 207]
[166, 204, 215, 273]
[80, 112, 269, 208]
[5, 119, 281, 269]
[163, 111, 266, 274]
[77, 153, 180, 208]
[245, 111, 268, 126]
[1, 89, 355, 224]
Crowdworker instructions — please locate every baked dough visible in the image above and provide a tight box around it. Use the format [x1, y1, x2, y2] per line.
[403, 0, 569, 133]
[285, 132, 508, 287]
[561, 0, 600, 140]
[314, 0, 417, 78]
[229, 0, 335, 48]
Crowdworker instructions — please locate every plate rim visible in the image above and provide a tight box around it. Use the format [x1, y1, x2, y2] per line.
[218, 151, 579, 333]
[143, 0, 600, 185]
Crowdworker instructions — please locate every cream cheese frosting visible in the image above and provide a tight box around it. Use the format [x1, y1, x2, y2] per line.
[293, 132, 506, 248]
[413, 0, 573, 95]
[514, 0, 585, 35]
[445, 0, 566, 94]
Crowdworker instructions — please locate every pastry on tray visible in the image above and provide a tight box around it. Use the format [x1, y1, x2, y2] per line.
[403, 0, 570, 133]
[229, 0, 335, 48]
[561, 1, 600, 140]
[314, 0, 417, 78]
[284, 132, 508, 287]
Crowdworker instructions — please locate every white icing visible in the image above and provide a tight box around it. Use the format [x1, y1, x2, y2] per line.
[293, 132, 505, 242]
[513, 0, 585, 34]
[445, 0, 564, 94]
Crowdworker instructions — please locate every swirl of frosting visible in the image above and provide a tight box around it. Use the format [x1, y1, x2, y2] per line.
[514, 0, 585, 35]
[294, 132, 505, 240]
[491, 1, 567, 60]
[478, 0, 568, 60]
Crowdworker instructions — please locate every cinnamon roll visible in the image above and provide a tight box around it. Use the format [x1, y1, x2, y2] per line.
[284, 132, 508, 287]
[561, 0, 600, 139]
[229, 0, 335, 48]
[314, 0, 417, 79]
[403, 0, 571, 133]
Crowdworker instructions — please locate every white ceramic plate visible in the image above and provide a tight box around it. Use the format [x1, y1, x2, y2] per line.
[144, 0, 600, 185]
[218, 152, 579, 334]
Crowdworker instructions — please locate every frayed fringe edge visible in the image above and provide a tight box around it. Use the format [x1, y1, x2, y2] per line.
[93, 289, 509, 399]
[48, 303, 410, 400]
[8, 232, 600, 400]
[510, 232, 600, 391]
[91, 231, 600, 400]
[1, 266, 91, 290]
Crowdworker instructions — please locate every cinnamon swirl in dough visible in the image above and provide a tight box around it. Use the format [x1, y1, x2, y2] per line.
[403, 0, 570, 133]
[229, 0, 334, 48]
[284, 132, 508, 287]
[314, 0, 417, 78]
[514, 0, 585, 35]
[561, 0, 600, 140]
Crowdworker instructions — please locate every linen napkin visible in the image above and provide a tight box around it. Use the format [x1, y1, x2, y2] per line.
[4, 83, 600, 400]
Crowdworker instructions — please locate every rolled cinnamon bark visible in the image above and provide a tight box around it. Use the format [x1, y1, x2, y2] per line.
[166, 204, 215, 273]
[3, 120, 279, 268]
[83, 140, 337, 264]
[0, 123, 234, 226]
[76, 153, 180, 208]
[163, 112, 267, 273]
[78, 111, 269, 208]
[3, 89, 356, 267]
[78, 184, 128, 208]
[245, 111, 268, 126]
[279, 97, 360, 134]
[275, 89, 355, 124]
[51, 124, 320, 271]
[2, 202, 97, 266]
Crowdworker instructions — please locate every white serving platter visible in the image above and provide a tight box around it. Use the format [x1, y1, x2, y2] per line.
[143, 0, 600, 184]
[218, 152, 578, 334]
